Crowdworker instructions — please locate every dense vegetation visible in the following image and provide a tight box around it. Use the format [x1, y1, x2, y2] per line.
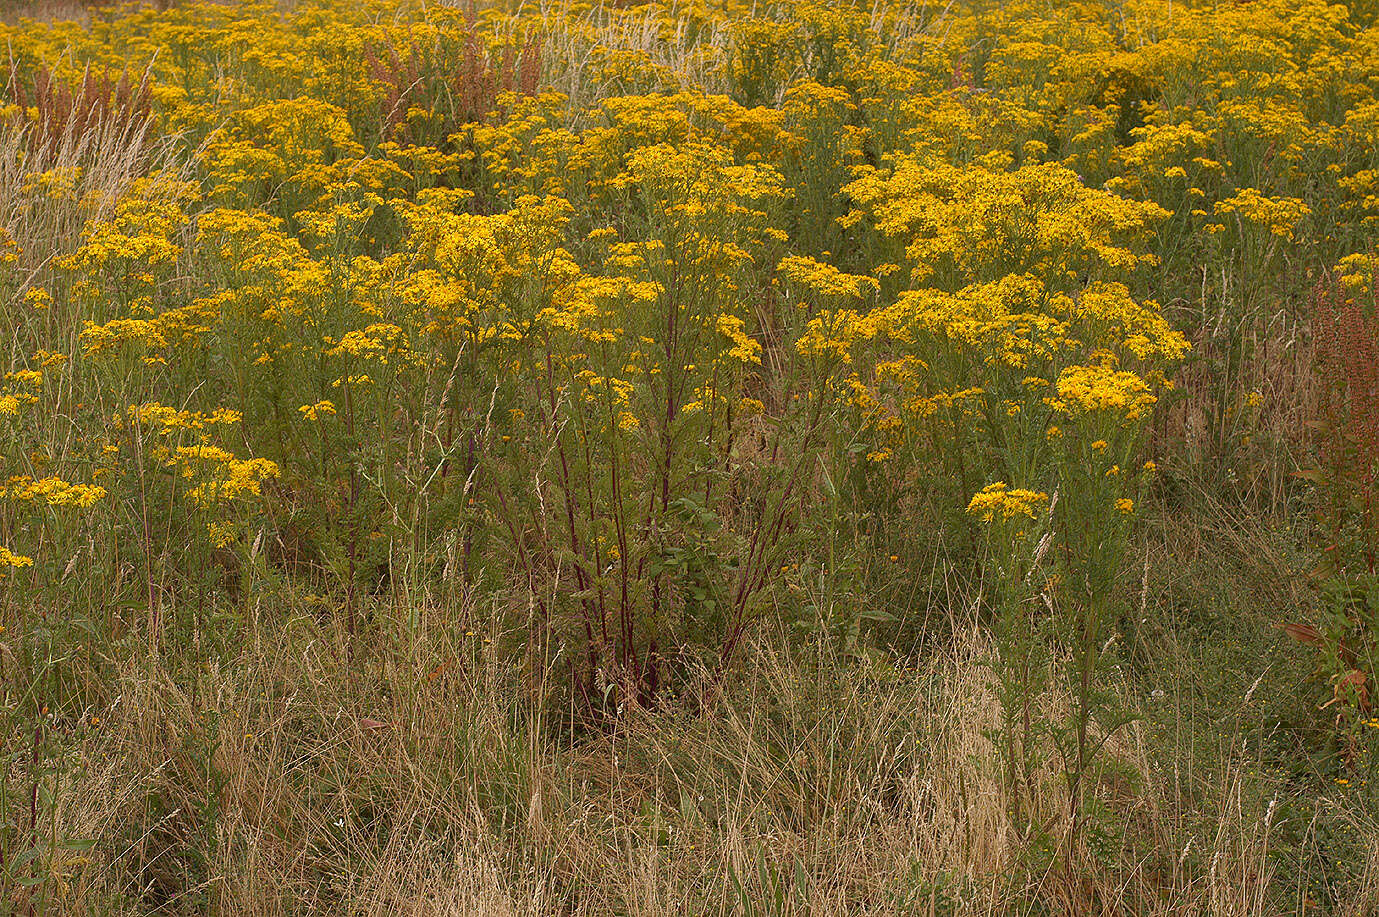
[0, 0, 1377, 912]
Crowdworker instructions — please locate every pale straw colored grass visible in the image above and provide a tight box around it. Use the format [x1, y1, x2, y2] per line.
[23, 605, 1311, 916]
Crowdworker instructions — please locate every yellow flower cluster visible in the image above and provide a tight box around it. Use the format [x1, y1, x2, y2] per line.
[1213, 188, 1312, 240]
[127, 403, 242, 432]
[843, 160, 1168, 286]
[0, 369, 43, 417]
[966, 483, 1050, 524]
[0, 545, 34, 569]
[1050, 363, 1157, 422]
[168, 446, 280, 509]
[0, 476, 107, 510]
[298, 400, 337, 421]
[778, 256, 878, 304]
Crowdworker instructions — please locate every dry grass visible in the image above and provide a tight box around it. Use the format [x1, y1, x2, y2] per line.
[7, 603, 1312, 917]
[1, 1, 96, 24]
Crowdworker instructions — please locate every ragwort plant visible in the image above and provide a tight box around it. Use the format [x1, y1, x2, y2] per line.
[0, 0, 1376, 909]
[835, 152, 1188, 857]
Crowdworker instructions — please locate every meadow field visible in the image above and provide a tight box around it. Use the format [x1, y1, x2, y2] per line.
[0, 0, 1377, 912]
